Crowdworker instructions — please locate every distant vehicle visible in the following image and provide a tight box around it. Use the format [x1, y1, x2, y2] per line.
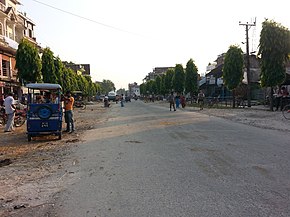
[96, 95, 105, 102]
[72, 91, 86, 110]
[125, 95, 131, 102]
[108, 91, 116, 101]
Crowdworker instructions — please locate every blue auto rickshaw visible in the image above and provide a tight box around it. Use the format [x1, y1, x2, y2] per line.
[26, 83, 63, 141]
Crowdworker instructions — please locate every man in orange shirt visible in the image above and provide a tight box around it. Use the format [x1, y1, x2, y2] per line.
[64, 90, 75, 133]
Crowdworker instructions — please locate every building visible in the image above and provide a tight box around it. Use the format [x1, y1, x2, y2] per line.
[128, 82, 140, 97]
[200, 54, 261, 98]
[0, 0, 37, 99]
[143, 67, 173, 83]
[63, 62, 91, 76]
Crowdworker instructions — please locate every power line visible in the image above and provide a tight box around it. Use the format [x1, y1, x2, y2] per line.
[30, 0, 142, 36]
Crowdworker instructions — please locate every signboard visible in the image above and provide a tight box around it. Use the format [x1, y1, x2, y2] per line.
[217, 78, 224, 86]
[209, 76, 216, 85]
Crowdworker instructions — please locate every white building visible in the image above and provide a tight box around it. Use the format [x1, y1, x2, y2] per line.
[128, 82, 140, 96]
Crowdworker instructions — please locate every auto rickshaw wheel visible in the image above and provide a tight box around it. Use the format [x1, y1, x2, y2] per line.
[28, 135, 32, 142]
[58, 133, 62, 140]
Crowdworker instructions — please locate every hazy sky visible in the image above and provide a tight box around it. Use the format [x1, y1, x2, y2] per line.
[19, 0, 290, 90]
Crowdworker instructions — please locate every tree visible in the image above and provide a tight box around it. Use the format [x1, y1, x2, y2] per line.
[116, 88, 126, 95]
[223, 45, 244, 108]
[258, 19, 290, 110]
[41, 47, 57, 83]
[76, 74, 89, 95]
[164, 68, 174, 93]
[140, 83, 145, 95]
[54, 56, 64, 87]
[155, 75, 162, 95]
[160, 74, 166, 96]
[62, 68, 78, 93]
[185, 59, 198, 100]
[172, 64, 185, 93]
[84, 75, 95, 98]
[101, 80, 115, 94]
[94, 82, 102, 94]
[16, 38, 42, 83]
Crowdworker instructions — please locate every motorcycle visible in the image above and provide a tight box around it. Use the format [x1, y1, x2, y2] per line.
[104, 98, 110, 107]
[74, 100, 86, 110]
[0, 107, 26, 127]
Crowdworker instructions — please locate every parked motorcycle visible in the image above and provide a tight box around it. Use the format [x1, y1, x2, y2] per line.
[74, 100, 86, 110]
[0, 107, 26, 128]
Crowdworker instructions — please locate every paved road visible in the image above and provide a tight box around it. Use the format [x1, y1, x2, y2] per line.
[51, 100, 290, 217]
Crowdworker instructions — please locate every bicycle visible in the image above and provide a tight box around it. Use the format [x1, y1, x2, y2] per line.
[207, 97, 219, 108]
[282, 104, 290, 119]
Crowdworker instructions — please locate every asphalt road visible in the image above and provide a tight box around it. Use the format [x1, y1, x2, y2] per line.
[51, 100, 290, 217]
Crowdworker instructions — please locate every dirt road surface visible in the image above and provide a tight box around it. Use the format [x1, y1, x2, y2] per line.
[0, 103, 108, 217]
[0, 101, 289, 216]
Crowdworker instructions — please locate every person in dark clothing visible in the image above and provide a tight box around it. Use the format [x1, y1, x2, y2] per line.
[168, 92, 176, 111]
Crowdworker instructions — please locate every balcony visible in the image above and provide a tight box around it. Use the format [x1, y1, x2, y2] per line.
[4, 36, 18, 50]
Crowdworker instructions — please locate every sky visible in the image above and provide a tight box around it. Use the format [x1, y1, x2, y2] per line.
[19, 0, 290, 90]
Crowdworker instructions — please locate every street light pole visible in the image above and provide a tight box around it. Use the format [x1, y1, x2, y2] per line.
[239, 19, 256, 107]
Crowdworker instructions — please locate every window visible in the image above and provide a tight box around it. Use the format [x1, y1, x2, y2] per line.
[28, 29, 32, 38]
[0, 22, 2, 35]
[2, 60, 10, 77]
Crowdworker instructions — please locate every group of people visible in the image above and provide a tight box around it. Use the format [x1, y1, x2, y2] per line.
[168, 90, 205, 111]
[274, 86, 289, 111]
[103, 94, 125, 107]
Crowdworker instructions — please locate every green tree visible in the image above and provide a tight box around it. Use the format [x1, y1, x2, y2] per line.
[155, 75, 162, 95]
[101, 79, 115, 94]
[16, 38, 42, 83]
[140, 83, 145, 95]
[223, 45, 244, 108]
[185, 59, 198, 100]
[258, 19, 290, 110]
[76, 74, 89, 95]
[62, 68, 78, 93]
[117, 88, 126, 95]
[160, 74, 166, 96]
[164, 68, 174, 93]
[41, 47, 57, 83]
[172, 64, 185, 93]
[84, 75, 94, 98]
[94, 82, 102, 94]
[54, 56, 64, 88]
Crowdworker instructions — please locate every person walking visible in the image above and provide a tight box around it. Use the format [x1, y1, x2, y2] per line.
[64, 90, 75, 133]
[180, 94, 186, 108]
[168, 92, 176, 111]
[175, 93, 180, 108]
[120, 94, 125, 107]
[197, 90, 205, 110]
[3, 92, 16, 132]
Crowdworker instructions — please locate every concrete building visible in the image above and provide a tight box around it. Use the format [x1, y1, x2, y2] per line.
[143, 67, 174, 83]
[63, 62, 91, 76]
[128, 82, 140, 97]
[0, 0, 37, 99]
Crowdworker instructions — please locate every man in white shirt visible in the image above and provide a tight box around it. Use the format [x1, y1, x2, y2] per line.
[3, 92, 16, 132]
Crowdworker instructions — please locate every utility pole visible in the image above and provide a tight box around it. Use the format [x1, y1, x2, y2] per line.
[239, 19, 256, 107]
